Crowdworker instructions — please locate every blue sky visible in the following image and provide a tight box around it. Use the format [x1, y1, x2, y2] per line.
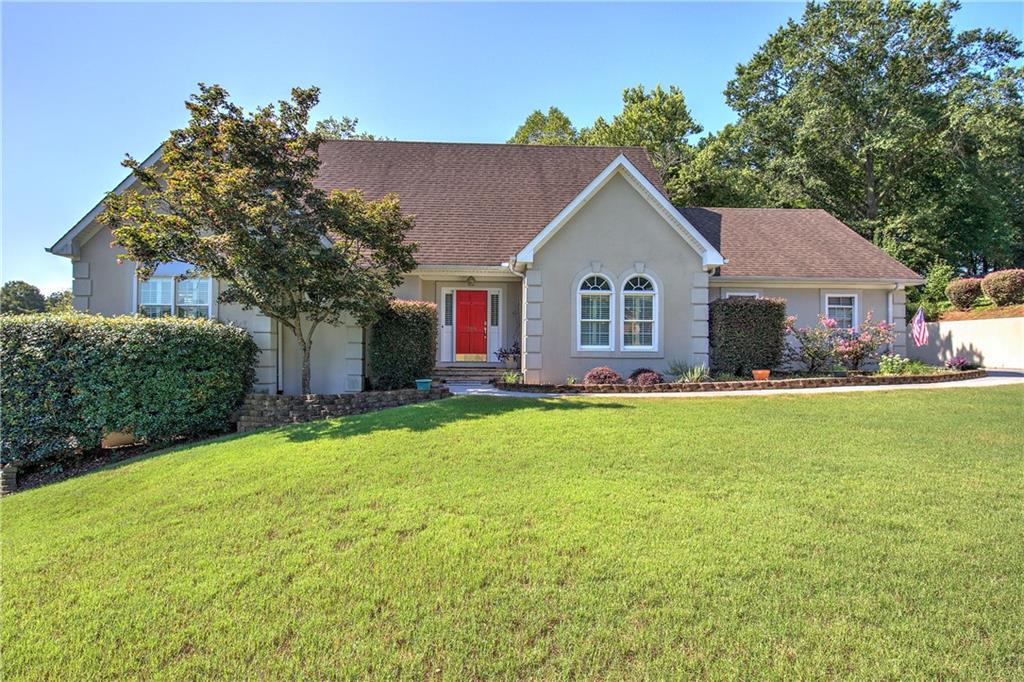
[3, 2, 1021, 293]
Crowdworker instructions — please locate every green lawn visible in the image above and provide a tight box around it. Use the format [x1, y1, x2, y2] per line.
[3, 387, 1023, 679]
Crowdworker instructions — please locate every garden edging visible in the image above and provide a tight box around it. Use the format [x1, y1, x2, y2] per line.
[236, 387, 451, 432]
[496, 369, 987, 394]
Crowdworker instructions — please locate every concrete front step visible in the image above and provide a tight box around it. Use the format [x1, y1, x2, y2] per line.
[432, 366, 509, 384]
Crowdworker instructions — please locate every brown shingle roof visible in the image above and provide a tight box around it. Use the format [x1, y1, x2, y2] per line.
[681, 207, 920, 280]
[315, 140, 663, 267]
[314, 140, 920, 281]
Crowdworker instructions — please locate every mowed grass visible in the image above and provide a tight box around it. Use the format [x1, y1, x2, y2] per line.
[3, 387, 1023, 679]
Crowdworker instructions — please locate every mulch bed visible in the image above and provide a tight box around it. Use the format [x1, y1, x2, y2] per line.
[497, 369, 987, 394]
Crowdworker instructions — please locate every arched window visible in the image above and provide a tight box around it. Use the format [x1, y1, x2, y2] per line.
[577, 275, 613, 350]
[622, 275, 656, 349]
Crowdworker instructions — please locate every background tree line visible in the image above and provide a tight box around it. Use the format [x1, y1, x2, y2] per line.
[507, 0, 1023, 277]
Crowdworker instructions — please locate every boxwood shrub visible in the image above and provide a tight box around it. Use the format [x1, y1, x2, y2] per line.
[981, 269, 1024, 306]
[709, 297, 787, 376]
[367, 300, 437, 390]
[1, 313, 258, 468]
[945, 278, 983, 310]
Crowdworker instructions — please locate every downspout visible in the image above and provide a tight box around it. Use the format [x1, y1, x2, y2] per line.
[504, 258, 526, 380]
[277, 319, 284, 394]
[887, 285, 895, 355]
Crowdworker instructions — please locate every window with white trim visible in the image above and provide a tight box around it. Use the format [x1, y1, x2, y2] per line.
[578, 275, 612, 349]
[138, 277, 212, 318]
[826, 294, 856, 329]
[622, 275, 656, 349]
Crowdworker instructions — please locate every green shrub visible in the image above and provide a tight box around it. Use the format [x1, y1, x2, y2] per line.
[922, 260, 954, 303]
[945, 278, 983, 310]
[674, 363, 711, 383]
[981, 269, 1024, 306]
[367, 300, 437, 390]
[1, 313, 258, 468]
[709, 297, 787, 376]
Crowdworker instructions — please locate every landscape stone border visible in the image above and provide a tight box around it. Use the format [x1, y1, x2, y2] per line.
[236, 386, 451, 432]
[496, 369, 987, 394]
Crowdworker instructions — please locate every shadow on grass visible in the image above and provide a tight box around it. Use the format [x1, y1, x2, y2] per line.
[279, 394, 633, 443]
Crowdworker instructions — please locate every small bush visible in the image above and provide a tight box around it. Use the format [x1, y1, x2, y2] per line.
[945, 279, 983, 310]
[674, 364, 711, 383]
[628, 371, 664, 386]
[1, 314, 258, 468]
[922, 260, 955, 303]
[368, 300, 437, 390]
[878, 353, 912, 376]
[944, 356, 970, 371]
[981, 269, 1024, 306]
[709, 297, 787, 376]
[583, 366, 622, 385]
[628, 367, 656, 380]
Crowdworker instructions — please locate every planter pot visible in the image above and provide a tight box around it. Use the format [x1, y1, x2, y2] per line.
[415, 379, 433, 391]
[503, 357, 519, 370]
[752, 369, 771, 382]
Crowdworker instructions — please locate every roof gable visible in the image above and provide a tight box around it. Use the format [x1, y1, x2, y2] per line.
[514, 154, 725, 269]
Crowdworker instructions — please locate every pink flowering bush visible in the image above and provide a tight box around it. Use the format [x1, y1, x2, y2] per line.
[784, 315, 839, 372]
[785, 313, 894, 371]
[832, 313, 894, 370]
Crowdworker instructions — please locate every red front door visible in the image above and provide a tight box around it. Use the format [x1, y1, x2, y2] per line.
[455, 290, 488, 361]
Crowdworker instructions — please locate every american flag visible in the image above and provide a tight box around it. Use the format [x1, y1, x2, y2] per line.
[912, 306, 929, 347]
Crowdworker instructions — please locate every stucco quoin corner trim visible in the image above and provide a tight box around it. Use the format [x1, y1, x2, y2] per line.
[514, 154, 726, 271]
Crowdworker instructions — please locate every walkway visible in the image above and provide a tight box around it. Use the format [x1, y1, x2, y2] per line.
[446, 370, 1024, 399]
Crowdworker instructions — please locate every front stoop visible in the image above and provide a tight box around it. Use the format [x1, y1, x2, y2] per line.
[432, 365, 509, 385]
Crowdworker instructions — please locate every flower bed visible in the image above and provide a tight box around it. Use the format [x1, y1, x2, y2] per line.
[496, 369, 986, 394]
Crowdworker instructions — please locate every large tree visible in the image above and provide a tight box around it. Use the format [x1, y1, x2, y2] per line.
[508, 85, 702, 176]
[314, 115, 385, 140]
[0, 281, 46, 315]
[102, 85, 418, 394]
[507, 107, 579, 145]
[676, 0, 1023, 273]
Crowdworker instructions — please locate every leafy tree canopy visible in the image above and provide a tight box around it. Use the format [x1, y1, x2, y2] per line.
[45, 290, 73, 313]
[507, 107, 579, 145]
[102, 84, 418, 393]
[314, 115, 386, 140]
[0, 281, 46, 315]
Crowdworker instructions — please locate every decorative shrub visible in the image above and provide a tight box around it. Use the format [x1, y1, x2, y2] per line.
[583, 366, 622, 385]
[1, 313, 258, 469]
[945, 278, 983, 310]
[494, 342, 521, 367]
[628, 371, 664, 386]
[709, 297, 787, 375]
[368, 300, 437, 390]
[674, 363, 711, 383]
[878, 353, 912, 376]
[628, 367, 656, 380]
[944, 356, 970, 371]
[981, 269, 1024, 306]
[922, 260, 955, 303]
[831, 313, 894, 370]
[785, 315, 839, 372]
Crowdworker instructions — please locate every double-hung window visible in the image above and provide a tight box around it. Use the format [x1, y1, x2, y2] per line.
[622, 275, 656, 349]
[138, 276, 212, 318]
[578, 275, 612, 349]
[826, 294, 856, 330]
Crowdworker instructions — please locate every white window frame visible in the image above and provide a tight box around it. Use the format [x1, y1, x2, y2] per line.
[824, 293, 859, 331]
[576, 274, 614, 352]
[620, 274, 658, 352]
[136, 275, 214, 319]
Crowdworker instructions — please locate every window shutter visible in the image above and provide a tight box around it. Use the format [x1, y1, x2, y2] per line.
[489, 293, 499, 326]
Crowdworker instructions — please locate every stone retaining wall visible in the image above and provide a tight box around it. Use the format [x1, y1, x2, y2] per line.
[498, 369, 987, 394]
[236, 387, 451, 432]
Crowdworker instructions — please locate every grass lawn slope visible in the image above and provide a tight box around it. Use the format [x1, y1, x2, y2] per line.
[3, 387, 1023, 679]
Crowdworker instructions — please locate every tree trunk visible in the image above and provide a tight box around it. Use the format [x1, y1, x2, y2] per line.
[300, 339, 312, 395]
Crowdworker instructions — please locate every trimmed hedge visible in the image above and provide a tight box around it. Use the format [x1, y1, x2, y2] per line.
[583, 366, 622, 385]
[981, 269, 1024, 306]
[709, 297, 787, 376]
[367, 300, 437, 390]
[1, 314, 258, 468]
[945, 278, 983, 310]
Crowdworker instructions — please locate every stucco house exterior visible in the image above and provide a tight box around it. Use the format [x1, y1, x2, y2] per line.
[48, 140, 922, 392]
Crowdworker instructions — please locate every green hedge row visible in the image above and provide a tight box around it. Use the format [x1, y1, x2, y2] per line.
[367, 300, 437, 390]
[1, 314, 258, 468]
[709, 297, 787, 376]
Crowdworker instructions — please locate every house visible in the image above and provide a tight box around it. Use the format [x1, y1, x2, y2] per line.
[48, 140, 922, 392]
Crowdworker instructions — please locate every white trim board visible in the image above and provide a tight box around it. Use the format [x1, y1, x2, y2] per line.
[515, 154, 725, 270]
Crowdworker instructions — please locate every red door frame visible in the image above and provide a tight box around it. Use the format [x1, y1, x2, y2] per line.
[455, 290, 488, 361]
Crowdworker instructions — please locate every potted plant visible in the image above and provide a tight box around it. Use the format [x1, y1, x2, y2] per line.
[415, 378, 432, 391]
[752, 369, 771, 381]
[494, 342, 521, 370]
